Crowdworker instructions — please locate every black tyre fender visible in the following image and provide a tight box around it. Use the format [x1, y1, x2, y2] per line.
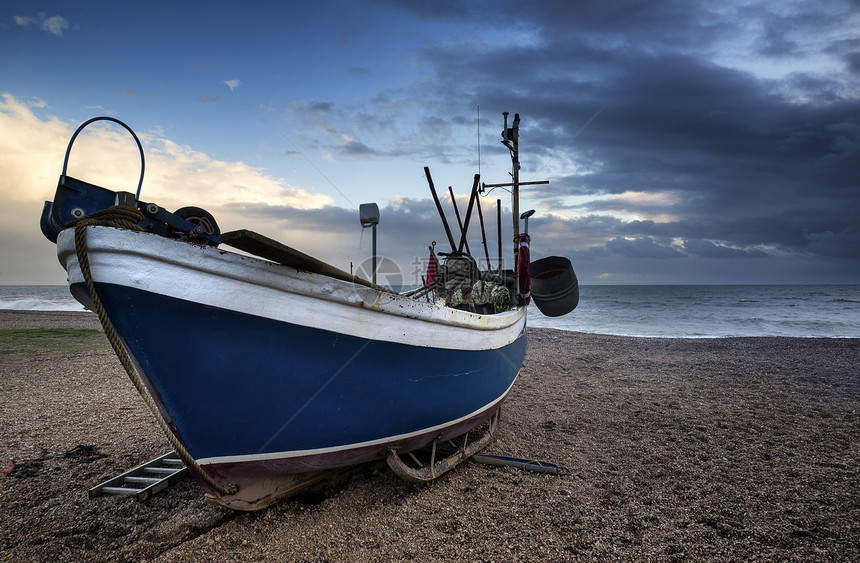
[174, 206, 220, 245]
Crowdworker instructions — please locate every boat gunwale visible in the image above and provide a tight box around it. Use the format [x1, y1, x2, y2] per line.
[57, 226, 526, 351]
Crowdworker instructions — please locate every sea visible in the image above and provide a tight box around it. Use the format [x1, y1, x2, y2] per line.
[1, 284, 858, 339]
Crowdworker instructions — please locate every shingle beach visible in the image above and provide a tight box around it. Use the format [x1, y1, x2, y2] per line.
[1, 310, 858, 561]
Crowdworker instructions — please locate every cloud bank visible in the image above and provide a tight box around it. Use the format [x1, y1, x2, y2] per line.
[0, 94, 338, 284]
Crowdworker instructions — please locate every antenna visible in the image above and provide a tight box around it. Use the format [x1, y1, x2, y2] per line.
[477, 105, 481, 182]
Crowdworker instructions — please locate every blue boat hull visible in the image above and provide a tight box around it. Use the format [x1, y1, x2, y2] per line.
[57, 226, 528, 507]
[79, 280, 526, 465]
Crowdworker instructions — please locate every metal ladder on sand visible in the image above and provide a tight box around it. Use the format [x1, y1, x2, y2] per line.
[89, 452, 188, 502]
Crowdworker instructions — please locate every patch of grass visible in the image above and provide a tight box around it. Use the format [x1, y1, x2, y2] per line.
[0, 328, 110, 355]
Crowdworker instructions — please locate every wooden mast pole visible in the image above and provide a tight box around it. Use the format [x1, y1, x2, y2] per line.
[483, 112, 548, 274]
[511, 113, 520, 240]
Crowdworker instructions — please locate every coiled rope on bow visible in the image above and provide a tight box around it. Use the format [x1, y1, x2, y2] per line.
[68, 206, 239, 496]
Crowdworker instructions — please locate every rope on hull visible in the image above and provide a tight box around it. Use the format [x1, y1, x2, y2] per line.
[69, 206, 239, 496]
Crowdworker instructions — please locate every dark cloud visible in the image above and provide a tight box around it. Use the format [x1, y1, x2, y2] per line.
[254, 1, 857, 282]
[396, 0, 859, 280]
[338, 139, 376, 157]
[307, 101, 333, 113]
[683, 239, 767, 259]
[606, 236, 684, 259]
[844, 49, 860, 74]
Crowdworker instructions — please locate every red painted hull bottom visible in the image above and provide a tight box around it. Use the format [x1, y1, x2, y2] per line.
[190, 402, 506, 510]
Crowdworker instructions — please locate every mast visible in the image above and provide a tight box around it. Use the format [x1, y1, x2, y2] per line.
[482, 112, 548, 270]
[507, 113, 521, 239]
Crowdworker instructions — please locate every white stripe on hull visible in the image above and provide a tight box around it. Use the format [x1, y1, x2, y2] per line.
[57, 226, 526, 351]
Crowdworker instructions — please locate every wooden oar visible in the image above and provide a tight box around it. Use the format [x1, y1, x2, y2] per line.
[220, 229, 394, 293]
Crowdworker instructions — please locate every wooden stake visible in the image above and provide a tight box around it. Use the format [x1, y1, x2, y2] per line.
[475, 193, 491, 269]
[457, 174, 480, 254]
[424, 167, 457, 252]
[447, 185, 471, 255]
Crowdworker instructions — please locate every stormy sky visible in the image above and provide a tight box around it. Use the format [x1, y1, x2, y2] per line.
[1, 0, 858, 285]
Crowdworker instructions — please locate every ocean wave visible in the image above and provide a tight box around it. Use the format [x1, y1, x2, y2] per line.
[0, 293, 86, 311]
[0, 298, 86, 312]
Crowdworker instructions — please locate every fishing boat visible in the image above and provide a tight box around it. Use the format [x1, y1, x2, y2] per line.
[39, 113, 577, 510]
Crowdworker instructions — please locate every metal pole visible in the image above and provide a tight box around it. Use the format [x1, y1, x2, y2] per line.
[497, 199, 502, 272]
[372, 223, 377, 285]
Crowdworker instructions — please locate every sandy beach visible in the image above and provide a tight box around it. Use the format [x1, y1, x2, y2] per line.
[1, 310, 858, 561]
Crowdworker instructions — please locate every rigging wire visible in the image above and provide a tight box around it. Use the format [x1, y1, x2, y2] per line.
[263, 118, 358, 210]
[523, 105, 606, 183]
